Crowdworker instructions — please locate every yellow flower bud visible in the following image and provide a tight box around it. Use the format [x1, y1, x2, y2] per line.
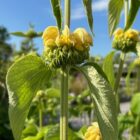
[113, 28, 124, 39]
[56, 25, 75, 47]
[113, 28, 124, 36]
[42, 26, 93, 68]
[74, 28, 93, 47]
[85, 122, 102, 140]
[42, 26, 59, 48]
[125, 29, 139, 41]
[113, 28, 139, 53]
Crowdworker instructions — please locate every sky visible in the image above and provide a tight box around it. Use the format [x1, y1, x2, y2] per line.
[0, 0, 140, 56]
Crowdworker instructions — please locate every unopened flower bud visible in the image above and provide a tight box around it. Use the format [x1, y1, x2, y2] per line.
[85, 122, 102, 140]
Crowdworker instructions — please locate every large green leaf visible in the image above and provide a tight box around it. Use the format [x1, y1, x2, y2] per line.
[103, 51, 115, 88]
[125, 0, 140, 30]
[83, 0, 93, 34]
[6, 55, 52, 140]
[50, 0, 62, 30]
[108, 0, 124, 36]
[76, 63, 118, 140]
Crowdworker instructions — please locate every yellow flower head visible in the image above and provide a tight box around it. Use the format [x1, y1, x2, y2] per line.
[42, 26, 59, 48]
[56, 25, 75, 47]
[85, 122, 102, 140]
[42, 26, 93, 68]
[113, 28, 124, 39]
[125, 29, 139, 41]
[74, 28, 93, 51]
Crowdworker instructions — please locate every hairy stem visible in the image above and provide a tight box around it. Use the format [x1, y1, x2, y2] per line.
[60, 68, 69, 140]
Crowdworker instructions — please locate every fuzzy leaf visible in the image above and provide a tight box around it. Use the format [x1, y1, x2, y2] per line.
[83, 0, 93, 34]
[50, 0, 62, 30]
[108, 0, 124, 36]
[76, 63, 118, 140]
[103, 51, 115, 88]
[6, 55, 52, 140]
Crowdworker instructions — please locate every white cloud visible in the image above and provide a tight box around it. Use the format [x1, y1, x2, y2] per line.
[72, 0, 108, 20]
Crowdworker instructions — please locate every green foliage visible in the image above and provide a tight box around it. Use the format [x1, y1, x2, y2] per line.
[131, 93, 140, 116]
[118, 93, 140, 139]
[125, 0, 140, 30]
[45, 125, 80, 140]
[83, 0, 93, 34]
[108, 0, 124, 36]
[50, 0, 62, 30]
[103, 51, 115, 88]
[11, 30, 42, 38]
[6, 55, 52, 140]
[125, 62, 135, 93]
[76, 62, 118, 140]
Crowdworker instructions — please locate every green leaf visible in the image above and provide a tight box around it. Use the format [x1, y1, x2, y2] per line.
[76, 64, 118, 140]
[108, 0, 124, 36]
[45, 125, 79, 140]
[83, 0, 93, 34]
[11, 32, 27, 37]
[103, 51, 115, 88]
[136, 42, 140, 57]
[6, 55, 52, 140]
[131, 93, 140, 115]
[11, 31, 42, 38]
[75, 126, 87, 139]
[125, 0, 140, 30]
[45, 88, 60, 98]
[50, 0, 62, 30]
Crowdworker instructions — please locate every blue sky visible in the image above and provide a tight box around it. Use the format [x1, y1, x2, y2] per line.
[0, 0, 140, 56]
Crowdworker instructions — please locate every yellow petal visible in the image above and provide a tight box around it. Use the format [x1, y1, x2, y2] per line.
[42, 26, 59, 41]
[113, 28, 124, 36]
[44, 39, 56, 48]
[62, 25, 70, 37]
[74, 28, 93, 46]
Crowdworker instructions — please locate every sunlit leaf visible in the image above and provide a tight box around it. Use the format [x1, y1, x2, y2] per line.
[103, 51, 115, 88]
[125, 0, 140, 30]
[6, 55, 52, 140]
[83, 0, 93, 34]
[75, 63, 118, 140]
[50, 0, 62, 30]
[108, 0, 124, 36]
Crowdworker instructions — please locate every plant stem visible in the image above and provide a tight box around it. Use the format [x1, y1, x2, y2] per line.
[60, 0, 70, 140]
[114, 0, 129, 112]
[64, 0, 71, 27]
[39, 108, 43, 128]
[114, 52, 125, 111]
[60, 68, 69, 140]
[39, 101, 43, 129]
